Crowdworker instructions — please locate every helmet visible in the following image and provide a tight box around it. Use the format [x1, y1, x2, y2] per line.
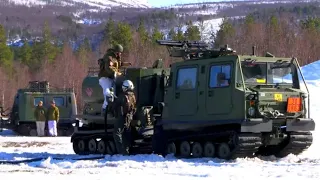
[114, 44, 123, 53]
[122, 80, 134, 92]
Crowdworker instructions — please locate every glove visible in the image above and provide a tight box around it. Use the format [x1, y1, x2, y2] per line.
[107, 89, 117, 102]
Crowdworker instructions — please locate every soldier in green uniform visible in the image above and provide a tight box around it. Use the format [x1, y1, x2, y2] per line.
[47, 100, 59, 137]
[34, 101, 46, 136]
[113, 80, 136, 155]
[98, 44, 123, 115]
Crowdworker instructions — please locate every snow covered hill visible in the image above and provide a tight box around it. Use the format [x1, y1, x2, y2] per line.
[0, 60, 320, 178]
[168, 0, 318, 7]
[3, 0, 319, 49]
[6, 0, 151, 8]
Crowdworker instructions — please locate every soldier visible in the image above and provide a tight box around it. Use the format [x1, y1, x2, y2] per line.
[98, 44, 123, 115]
[34, 101, 46, 136]
[47, 100, 59, 137]
[113, 80, 136, 155]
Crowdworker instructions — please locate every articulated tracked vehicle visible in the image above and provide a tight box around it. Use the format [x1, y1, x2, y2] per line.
[71, 41, 315, 159]
[3, 81, 77, 136]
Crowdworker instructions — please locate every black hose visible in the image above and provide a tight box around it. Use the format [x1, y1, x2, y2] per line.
[0, 155, 105, 165]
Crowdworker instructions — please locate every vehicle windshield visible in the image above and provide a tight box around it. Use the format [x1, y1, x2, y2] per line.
[240, 61, 293, 84]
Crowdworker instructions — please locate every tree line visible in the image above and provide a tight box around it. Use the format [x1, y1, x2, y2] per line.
[1, 11, 320, 112]
[214, 14, 320, 66]
[0, 17, 202, 111]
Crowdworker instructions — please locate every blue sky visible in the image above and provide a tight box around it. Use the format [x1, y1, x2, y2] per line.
[147, 0, 227, 7]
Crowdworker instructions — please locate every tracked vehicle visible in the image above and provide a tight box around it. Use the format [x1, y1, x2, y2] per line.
[71, 60, 169, 154]
[4, 81, 77, 136]
[71, 41, 315, 159]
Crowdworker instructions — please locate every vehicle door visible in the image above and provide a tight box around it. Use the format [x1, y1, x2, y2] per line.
[205, 62, 233, 115]
[173, 65, 199, 116]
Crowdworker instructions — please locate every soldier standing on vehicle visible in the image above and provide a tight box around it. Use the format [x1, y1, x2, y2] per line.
[47, 100, 59, 137]
[34, 101, 46, 136]
[113, 80, 136, 155]
[98, 44, 123, 115]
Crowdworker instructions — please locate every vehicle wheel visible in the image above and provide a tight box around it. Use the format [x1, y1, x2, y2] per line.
[230, 133, 239, 148]
[88, 138, 97, 154]
[106, 141, 116, 155]
[97, 140, 107, 154]
[166, 142, 177, 155]
[217, 143, 231, 159]
[29, 128, 37, 136]
[180, 141, 191, 157]
[73, 141, 80, 154]
[191, 142, 203, 158]
[73, 139, 87, 155]
[203, 142, 215, 157]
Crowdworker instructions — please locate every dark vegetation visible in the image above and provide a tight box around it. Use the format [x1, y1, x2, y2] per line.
[1, 0, 320, 112]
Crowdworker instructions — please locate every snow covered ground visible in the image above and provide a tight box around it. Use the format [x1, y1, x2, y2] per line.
[1, 60, 320, 178]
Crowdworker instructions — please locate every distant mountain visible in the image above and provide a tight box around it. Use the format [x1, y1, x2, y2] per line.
[6, 0, 151, 8]
[2, 0, 320, 50]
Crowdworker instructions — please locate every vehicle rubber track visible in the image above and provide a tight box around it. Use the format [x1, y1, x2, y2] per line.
[230, 133, 263, 159]
[275, 131, 313, 158]
[165, 132, 263, 160]
[135, 133, 263, 159]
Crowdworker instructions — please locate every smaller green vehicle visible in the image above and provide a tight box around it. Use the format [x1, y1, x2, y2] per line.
[5, 81, 77, 136]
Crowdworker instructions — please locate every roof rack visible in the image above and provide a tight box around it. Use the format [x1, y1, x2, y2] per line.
[156, 40, 236, 60]
[19, 81, 74, 93]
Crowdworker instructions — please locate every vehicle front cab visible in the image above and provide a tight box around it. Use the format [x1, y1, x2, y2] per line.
[237, 56, 315, 133]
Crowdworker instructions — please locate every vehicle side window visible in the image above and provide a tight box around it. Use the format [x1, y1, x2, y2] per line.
[53, 97, 64, 107]
[176, 67, 197, 90]
[209, 64, 231, 88]
[34, 97, 44, 106]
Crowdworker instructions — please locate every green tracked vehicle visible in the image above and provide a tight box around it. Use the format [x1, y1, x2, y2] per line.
[71, 40, 315, 159]
[4, 81, 77, 136]
[71, 61, 170, 154]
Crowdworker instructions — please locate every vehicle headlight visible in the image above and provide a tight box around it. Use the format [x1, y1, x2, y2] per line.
[248, 107, 255, 117]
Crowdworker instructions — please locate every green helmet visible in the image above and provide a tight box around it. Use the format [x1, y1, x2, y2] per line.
[113, 44, 123, 52]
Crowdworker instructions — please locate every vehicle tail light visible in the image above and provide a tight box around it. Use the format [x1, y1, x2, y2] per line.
[287, 97, 302, 113]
